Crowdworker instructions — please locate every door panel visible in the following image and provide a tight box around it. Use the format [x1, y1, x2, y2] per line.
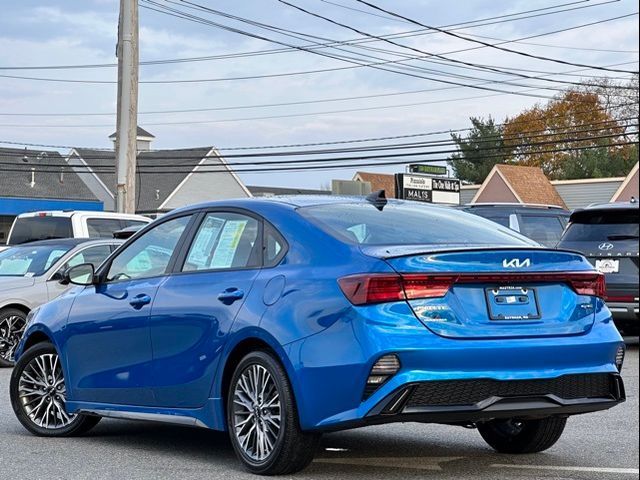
[63, 216, 194, 406]
[64, 278, 161, 405]
[150, 270, 259, 407]
[149, 211, 262, 407]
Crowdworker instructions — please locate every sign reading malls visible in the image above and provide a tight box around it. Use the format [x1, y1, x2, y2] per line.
[394, 173, 461, 204]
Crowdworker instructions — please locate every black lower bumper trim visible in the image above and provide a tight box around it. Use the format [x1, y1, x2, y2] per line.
[323, 373, 627, 432]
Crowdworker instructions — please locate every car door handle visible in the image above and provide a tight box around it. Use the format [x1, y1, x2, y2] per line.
[129, 294, 152, 309]
[218, 288, 244, 305]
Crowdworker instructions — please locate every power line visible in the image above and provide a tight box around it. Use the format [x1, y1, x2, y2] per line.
[273, 0, 637, 90]
[2, 123, 636, 167]
[3, 139, 637, 175]
[1, 101, 636, 152]
[1, 3, 633, 96]
[1, 59, 635, 118]
[0, 0, 617, 71]
[321, 0, 639, 53]
[353, 0, 639, 74]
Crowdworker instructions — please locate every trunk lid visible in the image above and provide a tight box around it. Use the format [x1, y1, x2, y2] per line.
[375, 247, 599, 339]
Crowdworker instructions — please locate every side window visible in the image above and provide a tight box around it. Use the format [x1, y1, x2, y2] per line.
[483, 215, 510, 228]
[183, 213, 259, 272]
[44, 249, 68, 271]
[106, 216, 192, 281]
[61, 245, 113, 271]
[264, 222, 287, 266]
[123, 219, 149, 228]
[87, 218, 124, 238]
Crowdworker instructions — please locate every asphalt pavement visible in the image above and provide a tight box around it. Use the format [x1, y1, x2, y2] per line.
[0, 347, 637, 480]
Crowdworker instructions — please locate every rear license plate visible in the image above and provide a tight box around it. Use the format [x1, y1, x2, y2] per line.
[485, 286, 540, 321]
[595, 259, 619, 274]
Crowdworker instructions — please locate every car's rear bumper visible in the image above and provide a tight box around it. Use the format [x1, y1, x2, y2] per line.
[289, 300, 625, 431]
[608, 301, 639, 321]
[370, 373, 623, 423]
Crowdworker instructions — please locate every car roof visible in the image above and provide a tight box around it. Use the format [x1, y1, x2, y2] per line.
[574, 200, 639, 213]
[8, 238, 121, 248]
[462, 202, 568, 211]
[166, 195, 463, 216]
[16, 210, 150, 220]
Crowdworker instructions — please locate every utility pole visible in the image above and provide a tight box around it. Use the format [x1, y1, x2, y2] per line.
[115, 0, 139, 213]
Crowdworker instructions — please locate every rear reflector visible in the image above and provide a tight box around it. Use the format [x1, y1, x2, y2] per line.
[338, 272, 606, 306]
[605, 295, 637, 303]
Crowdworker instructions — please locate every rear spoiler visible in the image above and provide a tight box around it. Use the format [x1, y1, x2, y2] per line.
[359, 244, 586, 260]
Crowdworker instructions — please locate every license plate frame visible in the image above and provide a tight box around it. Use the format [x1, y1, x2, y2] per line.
[595, 259, 620, 274]
[485, 286, 541, 321]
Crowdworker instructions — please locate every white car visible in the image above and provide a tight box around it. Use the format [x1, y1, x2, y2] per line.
[1, 210, 150, 251]
[0, 238, 122, 366]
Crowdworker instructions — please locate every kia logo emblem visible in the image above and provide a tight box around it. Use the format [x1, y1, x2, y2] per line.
[598, 243, 614, 251]
[503, 258, 531, 268]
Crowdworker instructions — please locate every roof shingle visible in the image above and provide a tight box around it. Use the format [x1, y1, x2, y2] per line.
[0, 147, 98, 201]
[74, 147, 213, 212]
[495, 164, 567, 208]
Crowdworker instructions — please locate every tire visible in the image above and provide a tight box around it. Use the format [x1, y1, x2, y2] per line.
[0, 307, 28, 368]
[10, 342, 101, 437]
[227, 350, 320, 475]
[478, 417, 567, 454]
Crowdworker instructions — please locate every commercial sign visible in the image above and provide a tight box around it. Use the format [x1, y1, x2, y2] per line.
[408, 164, 448, 176]
[394, 173, 461, 204]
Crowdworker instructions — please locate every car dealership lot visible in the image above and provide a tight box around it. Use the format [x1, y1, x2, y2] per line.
[0, 346, 637, 480]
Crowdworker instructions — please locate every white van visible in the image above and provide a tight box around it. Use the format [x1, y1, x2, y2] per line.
[3, 211, 151, 248]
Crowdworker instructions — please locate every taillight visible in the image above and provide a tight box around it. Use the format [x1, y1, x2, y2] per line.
[338, 271, 606, 306]
[568, 273, 606, 298]
[338, 274, 454, 305]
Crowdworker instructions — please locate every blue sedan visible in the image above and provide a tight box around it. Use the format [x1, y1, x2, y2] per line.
[10, 195, 625, 475]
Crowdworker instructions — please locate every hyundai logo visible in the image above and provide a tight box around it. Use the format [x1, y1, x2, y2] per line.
[598, 243, 614, 251]
[503, 258, 531, 268]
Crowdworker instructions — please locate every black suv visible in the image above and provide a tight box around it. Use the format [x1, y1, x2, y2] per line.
[460, 203, 570, 247]
[557, 200, 639, 336]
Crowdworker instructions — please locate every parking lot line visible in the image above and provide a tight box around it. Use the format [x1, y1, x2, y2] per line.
[491, 464, 639, 475]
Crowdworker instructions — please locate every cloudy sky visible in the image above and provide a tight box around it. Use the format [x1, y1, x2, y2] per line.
[0, 0, 638, 188]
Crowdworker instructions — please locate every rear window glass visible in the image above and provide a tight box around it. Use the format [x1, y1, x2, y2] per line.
[299, 202, 533, 246]
[87, 218, 124, 238]
[518, 215, 565, 247]
[8, 217, 73, 245]
[562, 210, 639, 242]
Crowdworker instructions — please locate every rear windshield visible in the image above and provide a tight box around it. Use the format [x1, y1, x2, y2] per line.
[562, 210, 639, 242]
[518, 215, 567, 247]
[0, 244, 74, 276]
[299, 202, 534, 246]
[8, 216, 73, 245]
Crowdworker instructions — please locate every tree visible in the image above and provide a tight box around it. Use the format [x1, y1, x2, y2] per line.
[448, 116, 510, 184]
[579, 74, 639, 139]
[502, 90, 630, 180]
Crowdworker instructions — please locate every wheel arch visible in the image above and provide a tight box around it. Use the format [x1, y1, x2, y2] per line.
[216, 329, 304, 423]
[0, 303, 31, 316]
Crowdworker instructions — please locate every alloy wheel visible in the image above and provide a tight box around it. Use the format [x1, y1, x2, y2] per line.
[231, 364, 283, 462]
[17, 353, 76, 429]
[0, 313, 26, 362]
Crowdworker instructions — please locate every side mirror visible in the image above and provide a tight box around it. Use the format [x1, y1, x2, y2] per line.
[64, 263, 96, 286]
[50, 270, 66, 284]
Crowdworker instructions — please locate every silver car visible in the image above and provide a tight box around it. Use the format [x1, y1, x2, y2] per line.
[0, 238, 121, 366]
